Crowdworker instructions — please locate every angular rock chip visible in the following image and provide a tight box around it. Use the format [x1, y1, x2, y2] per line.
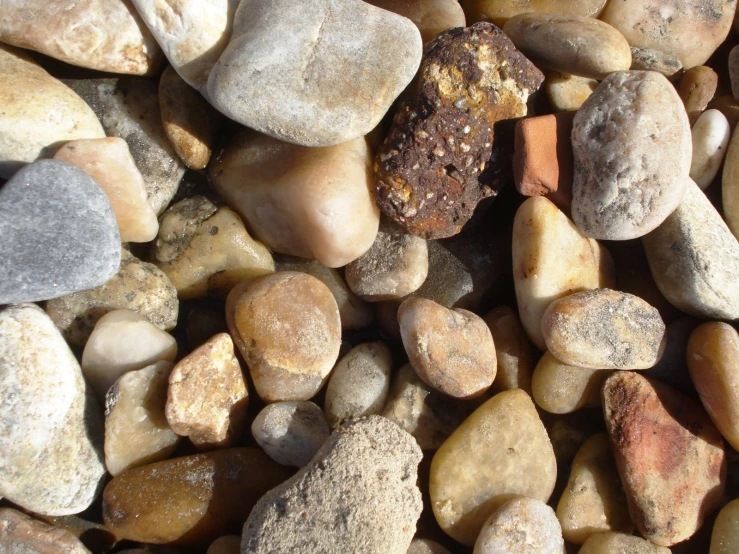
[0, 508, 92, 554]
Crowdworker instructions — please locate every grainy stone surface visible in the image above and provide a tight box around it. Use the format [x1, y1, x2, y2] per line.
[678, 65, 719, 124]
[208, 535, 241, 554]
[630, 46, 683, 79]
[544, 71, 598, 112]
[579, 532, 671, 554]
[462, 0, 607, 26]
[483, 306, 535, 395]
[711, 498, 739, 554]
[406, 539, 452, 554]
[366, 0, 465, 43]
[723, 121, 739, 240]
[532, 351, 610, 414]
[690, 109, 731, 189]
[0, 508, 92, 554]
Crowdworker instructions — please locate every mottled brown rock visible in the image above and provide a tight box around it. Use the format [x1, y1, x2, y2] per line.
[0, 508, 91, 553]
[678, 66, 719, 124]
[374, 23, 543, 239]
[483, 305, 535, 395]
[630, 46, 683, 80]
[602, 371, 726, 546]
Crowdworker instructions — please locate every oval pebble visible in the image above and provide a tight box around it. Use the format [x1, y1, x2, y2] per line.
[579, 532, 671, 554]
[711, 498, 739, 554]
[690, 109, 731, 189]
[531, 351, 610, 414]
[722, 121, 739, 240]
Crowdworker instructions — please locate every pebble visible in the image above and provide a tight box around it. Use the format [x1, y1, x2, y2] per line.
[104, 361, 180, 476]
[600, 0, 736, 69]
[723, 123, 739, 240]
[690, 109, 731, 189]
[678, 65, 719, 124]
[0, 0, 162, 75]
[579, 532, 671, 554]
[643, 179, 739, 319]
[0, 508, 92, 554]
[687, 322, 739, 451]
[731, 46, 739, 102]
[602, 371, 725, 546]
[630, 46, 683, 79]
[81, 309, 177, 401]
[45, 248, 179, 349]
[251, 401, 330, 467]
[226, 272, 341, 402]
[53, 137, 159, 243]
[207, 536, 241, 554]
[503, 13, 631, 79]
[710, 94, 739, 129]
[542, 288, 666, 370]
[571, 71, 692, 240]
[407, 538, 452, 554]
[345, 221, 429, 301]
[0, 45, 106, 178]
[473, 497, 565, 554]
[211, 130, 379, 268]
[430, 390, 557, 545]
[366, 0, 465, 43]
[462, 0, 607, 26]
[556, 433, 634, 544]
[531, 351, 610, 414]
[0, 160, 121, 305]
[483, 306, 535, 395]
[374, 23, 543, 239]
[166, 333, 248, 450]
[398, 297, 497, 399]
[324, 342, 392, 428]
[103, 448, 292, 545]
[512, 196, 615, 350]
[0, 304, 105, 516]
[152, 196, 274, 299]
[242, 416, 423, 554]
[544, 71, 598, 112]
[711, 498, 739, 554]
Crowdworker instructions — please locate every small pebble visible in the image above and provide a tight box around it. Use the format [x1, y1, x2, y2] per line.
[531, 351, 610, 414]
[366, 0, 465, 44]
[544, 71, 598, 112]
[0, 507, 92, 554]
[483, 306, 536, 395]
[690, 109, 731, 189]
[722, 122, 739, 240]
[207, 535, 241, 554]
[630, 46, 683, 79]
[678, 65, 719, 124]
[730, 46, 739, 102]
[710, 498, 739, 554]
[462, 0, 607, 26]
[406, 539, 452, 554]
[579, 532, 671, 554]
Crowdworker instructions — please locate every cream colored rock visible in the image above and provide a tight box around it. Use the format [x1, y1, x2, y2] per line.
[104, 361, 180, 476]
[579, 532, 671, 554]
[0, 45, 105, 179]
[484, 306, 535, 394]
[0, 508, 92, 554]
[366, 0, 465, 43]
[81, 309, 176, 401]
[0, 0, 162, 75]
[166, 333, 248, 450]
[723, 122, 739, 240]
[544, 71, 598, 112]
[462, 0, 607, 26]
[556, 433, 633, 544]
[531, 351, 610, 414]
[430, 390, 557, 545]
[407, 539, 452, 554]
[152, 196, 274, 299]
[711, 498, 739, 554]
[690, 110, 731, 189]
[211, 131, 379, 268]
[208, 535, 241, 554]
[512, 196, 615, 350]
[54, 138, 158, 243]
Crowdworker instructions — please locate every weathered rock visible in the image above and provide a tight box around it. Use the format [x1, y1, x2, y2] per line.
[430, 390, 557, 545]
[571, 71, 691, 240]
[0, 304, 105, 516]
[503, 13, 631, 79]
[544, 71, 598, 112]
[208, 536, 241, 554]
[711, 498, 739, 554]
[678, 66, 719, 124]
[374, 23, 543, 239]
[643, 179, 739, 319]
[366, 0, 465, 43]
[407, 538, 452, 554]
[46, 248, 179, 349]
[630, 46, 683, 79]
[242, 416, 423, 554]
[690, 109, 731, 189]
[723, 122, 739, 240]
[579, 532, 671, 554]
[532, 351, 610, 414]
[483, 306, 535, 395]
[0, 160, 121, 305]
[0, 508, 92, 554]
[602, 371, 726, 546]
[461, 0, 607, 26]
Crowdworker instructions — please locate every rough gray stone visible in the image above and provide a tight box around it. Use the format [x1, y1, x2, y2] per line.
[0, 160, 120, 304]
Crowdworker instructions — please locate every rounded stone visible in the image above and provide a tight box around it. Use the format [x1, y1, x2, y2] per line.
[629, 46, 683, 79]
[483, 306, 535, 395]
[366, 0, 465, 44]
[722, 121, 739, 240]
[407, 539, 452, 554]
[711, 498, 739, 554]
[678, 65, 719, 124]
[208, 535, 241, 554]
[579, 532, 671, 554]
[0, 508, 92, 554]
[462, 0, 607, 26]
[690, 109, 731, 189]
[544, 71, 598, 112]
[531, 351, 610, 414]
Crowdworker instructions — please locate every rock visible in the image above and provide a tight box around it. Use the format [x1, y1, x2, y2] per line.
[398, 297, 497, 398]
[0, 45, 106, 178]
[710, 94, 739, 129]
[226, 272, 341, 402]
[0, 160, 121, 305]
[678, 66, 719, 124]
[0, 304, 105, 516]
[53, 137, 159, 243]
[461, 0, 607, 26]
[208, 0, 421, 147]
[602, 371, 726, 546]
[630, 46, 683, 79]
[542, 288, 666, 370]
[643, 179, 739, 319]
[644, 317, 699, 395]
[0, 508, 92, 554]
[711, 498, 739, 554]
[208, 536, 241, 554]
[407, 538, 452, 554]
[430, 389, 557, 545]
[166, 333, 248, 450]
[579, 532, 671, 554]
[731, 46, 739, 102]
[0, 0, 162, 75]
[366, 0, 465, 43]
[512, 196, 615, 350]
[104, 361, 180, 476]
[503, 13, 631, 79]
[690, 109, 731, 189]
[544, 71, 598, 112]
[556, 433, 634, 544]
[211, 130, 379, 267]
[251, 401, 330, 468]
[81, 309, 177, 400]
[46, 248, 179, 349]
[723, 122, 739, 240]
[531, 351, 611, 414]
[473, 497, 565, 554]
[152, 196, 274, 299]
[374, 23, 543, 239]
[103, 448, 292, 545]
[571, 71, 691, 240]
[483, 306, 536, 395]
[242, 416, 422, 554]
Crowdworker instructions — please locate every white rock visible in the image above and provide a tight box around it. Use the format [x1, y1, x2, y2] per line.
[690, 110, 731, 189]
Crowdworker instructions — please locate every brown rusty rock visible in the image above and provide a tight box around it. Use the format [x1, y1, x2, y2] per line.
[677, 66, 719, 124]
[374, 23, 543, 239]
[602, 371, 726, 547]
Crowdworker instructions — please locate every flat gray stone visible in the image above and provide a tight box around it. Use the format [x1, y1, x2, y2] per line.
[0, 160, 120, 304]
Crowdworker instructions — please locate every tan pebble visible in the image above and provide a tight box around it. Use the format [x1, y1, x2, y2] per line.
[0, 507, 91, 553]
[398, 297, 497, 399]
[544, 71, 598, 112]
[207, 535, 241, 554]
[630, 46, 683, 80]
[406, 538, 452, 554]
[430, 389, 557, 545]
[366, 0, 465, 43]
[483, 306, 535, 395]
[678, 66, 719, 124]
[722, 122, 739, 240]
[579, 531, 671, 554]
[531, 351, 610, 414]
[710, 498, 739, 554]
[461, 0, 607, 26]
[690, 109, 731, 189]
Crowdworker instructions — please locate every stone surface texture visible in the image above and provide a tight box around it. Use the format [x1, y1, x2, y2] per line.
[0, 508, 92, 554]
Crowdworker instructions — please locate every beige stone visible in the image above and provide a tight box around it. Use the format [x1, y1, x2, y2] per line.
[512, 196, 615, 350]
[211, 130, 379, 267]
[629, 46, 683, 80]
[690, 109, 731, 189]
[430, 390, 557, 545]
[366, 0, 465, 43]
[531, 351, 610, 414]
[483, 306, 535, 395]
[544, 71, 598, 112]
[579, 532, 671, 554]
[54, 138, 158, 243]
[462, 0, 607, 26]
[166, 333, 248, 450]
[152, 196, 274, 300]
[0, 45, 105, 179]
[711, 498, 739, 554]
[407, 539, 452, 554]
[678, 66, 719, 124]
[0, 508, 91, 554]
[723, 122, 739, 240]
[208, 535, 241, 554]
[104, 361, 180, 476]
